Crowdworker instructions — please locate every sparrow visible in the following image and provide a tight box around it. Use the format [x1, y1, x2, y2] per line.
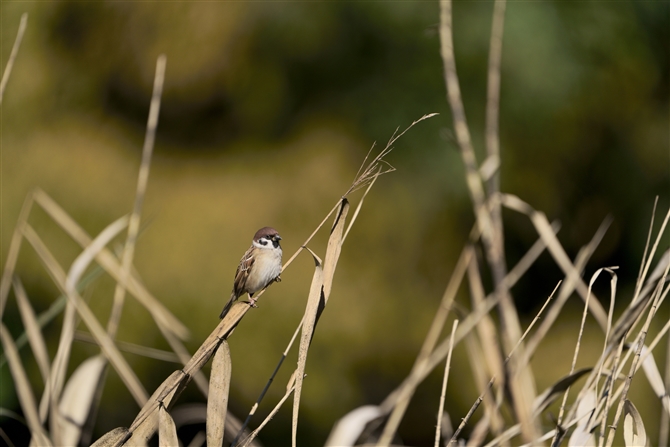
[219, 227, 283, 319]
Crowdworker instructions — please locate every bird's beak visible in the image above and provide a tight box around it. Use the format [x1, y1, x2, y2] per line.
[275, 235, 282, 241]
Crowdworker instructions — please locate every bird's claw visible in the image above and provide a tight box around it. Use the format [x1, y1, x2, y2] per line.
[247, 297, 258, 308]
[275, 275, 282, 283]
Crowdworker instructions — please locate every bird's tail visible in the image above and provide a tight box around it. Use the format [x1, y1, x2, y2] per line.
[219, 293, 236, 319]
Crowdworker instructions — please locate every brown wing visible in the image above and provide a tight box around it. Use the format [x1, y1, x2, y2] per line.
[232, 246, 255, 299]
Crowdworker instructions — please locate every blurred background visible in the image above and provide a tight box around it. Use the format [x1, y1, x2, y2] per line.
[1, 1, 668, 446]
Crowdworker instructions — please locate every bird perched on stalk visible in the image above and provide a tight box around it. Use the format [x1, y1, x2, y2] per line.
[219, 227, 283, 319]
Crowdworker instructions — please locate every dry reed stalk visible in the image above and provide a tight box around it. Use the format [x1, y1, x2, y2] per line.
[0, 323, 52, 446]
[435, 320, 459, 447]
[0, 191, 35, 320]
[107, 54, 166, 339]
[551, 268, 616, 447]
[440, 0, 540, 438]
[523, 216, 612, 363]
[464, 258, 505, 440]
[605, 258, 670, 447]
[0, 13, 27, 104]
[378, 214, 558, 436]
[12, 277, 51, 383]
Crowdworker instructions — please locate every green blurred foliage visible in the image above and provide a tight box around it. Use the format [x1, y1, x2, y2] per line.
[1, 1, 668, 446]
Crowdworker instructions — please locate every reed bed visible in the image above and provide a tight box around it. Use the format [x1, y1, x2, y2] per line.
[1, 2, 668, 447]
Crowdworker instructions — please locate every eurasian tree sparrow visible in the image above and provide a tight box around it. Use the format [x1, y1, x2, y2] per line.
[219, 227, 283, 319]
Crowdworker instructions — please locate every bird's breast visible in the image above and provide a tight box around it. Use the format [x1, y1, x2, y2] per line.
[247, 248, 282, 294]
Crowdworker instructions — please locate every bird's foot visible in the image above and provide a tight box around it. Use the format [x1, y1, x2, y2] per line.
[247, 297, 258, 308]
[275, 275, 282, 283]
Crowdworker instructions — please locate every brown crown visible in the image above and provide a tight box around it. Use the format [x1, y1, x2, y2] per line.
[253, 226, 280, 241]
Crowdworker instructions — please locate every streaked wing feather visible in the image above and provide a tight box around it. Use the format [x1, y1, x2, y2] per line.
[232, 246, 255, 298]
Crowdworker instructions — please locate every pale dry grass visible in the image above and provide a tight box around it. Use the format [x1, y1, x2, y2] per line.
[1, 4, 669, 447]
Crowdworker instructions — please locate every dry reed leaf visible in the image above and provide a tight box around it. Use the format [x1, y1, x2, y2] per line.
[159, 405, 179, 447]
[322, 199, 349, 301]
[292, 202, 348, 447]
[640, 345, 670, 417]
[291, 244, 325, 447]
[32, 189, 189, 340]
[74, 331, 180, 363]
[90, 427, 129, 447]
[0, 323, 53, 446]
[567, 390, 597, 447]
[324, 405, 383, 447]
[22, 225, 149, 410]
[533, 368, 592, 415]
[206, 341, 232, 447]
[57, 354, 107, 446]
[12, 277, 51, 383]
[623, 400, 647, 447]
[0, 13, 27, 104]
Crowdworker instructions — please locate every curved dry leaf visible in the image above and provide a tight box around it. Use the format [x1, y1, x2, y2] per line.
[324, 405, 383, 447]
[322, 199, 349, 301]
[623, 400, 647, 447]
[291, 240, 325, 447]
[66, 215, 129, 294]
[159, 405, 179, 447]
[206, 341, 231, 447]
[90, 427, 129, 447]
[33, 189, 189, 340]
[22, 225, 149, 409]
[533, 368, 592, 415]
[57, 354, 107, 447]
[568, 390, 597, 447]
[0, 323, 52, 446]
